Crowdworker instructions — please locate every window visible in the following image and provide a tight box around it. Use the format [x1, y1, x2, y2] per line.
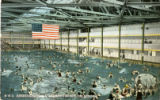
[152, 51, 156, 56]
[81, 28, 90, 33]
[148, 51, 152, 56]
[90, 38, 95, 42]
[79, 38, 86, 42]
[131, 50, 134, 54]
[137, 51, 141, 55]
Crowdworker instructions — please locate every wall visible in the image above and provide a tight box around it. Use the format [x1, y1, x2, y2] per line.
[2, 32, 40, 49]
[2, 22, 160, 63]
[29, 22, 160, 63]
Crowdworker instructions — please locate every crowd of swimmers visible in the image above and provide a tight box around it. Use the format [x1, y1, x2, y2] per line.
[2, 54, 159, 100]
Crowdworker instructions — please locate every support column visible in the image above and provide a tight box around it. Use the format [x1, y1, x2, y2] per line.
[61, 32, 62, 51]
[68, 30, 70, 52]
[33, 39, 35, 48]
[39, 39, 41, 49]
[10, 32, 12, 47]
[77, 30, 79, 54]
[87, 28, 90, 55]
[49, 40, 50, 49]
[23, 36, 24, 49]
[118, 24, 121, 62]
[44, 40, 45, 48]
[141, 23, 145, 64]
[101, 26, 104, 57]
[53, 40, 55, 49]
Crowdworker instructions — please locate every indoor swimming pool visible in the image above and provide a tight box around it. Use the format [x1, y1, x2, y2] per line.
[1, 50, 160, 100]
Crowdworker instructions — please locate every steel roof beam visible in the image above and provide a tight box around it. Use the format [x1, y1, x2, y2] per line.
[76, 15, 160, 19]
[35, 0, 83, 24]
[1, 15, 21, 18]
[2, 3, 44, 8]
[2, 8, 30, 13]
[24, 18, 83, 25]
[103, 0, 160, 14]
[127, 2, 160, 6]
[3, 0, 36, 3]
[83, 18, 145, 25]
[23, 12, 103, 21]
[2, 18, 84, 27]
[1, 22, 25, 24]
[20, 14, 160, 24]
[119, 0, 128, 23]
[2, 2, 119, 8]
[2, 11, 19, 17]
[56, 7, 117, 17]
[25, 11, 158, 19]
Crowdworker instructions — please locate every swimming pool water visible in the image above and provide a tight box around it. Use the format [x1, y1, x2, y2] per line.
[1, 50, 160, 100]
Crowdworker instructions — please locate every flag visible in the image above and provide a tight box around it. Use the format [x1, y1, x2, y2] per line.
[32, 23, 60, 40]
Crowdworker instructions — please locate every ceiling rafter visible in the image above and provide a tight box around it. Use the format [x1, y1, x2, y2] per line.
[103, 0, 160, 15]
[1, 0, 160, 32]
[56, 7, 117, 17]
[35, 0, 86, 26]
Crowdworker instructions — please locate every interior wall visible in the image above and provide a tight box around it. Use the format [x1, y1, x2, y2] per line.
[3, 22, 160, 63]
[40, 22, 160, 63]
[2, 32, 40, 49]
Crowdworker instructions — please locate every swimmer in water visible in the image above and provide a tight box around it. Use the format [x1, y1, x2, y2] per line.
[70, 88, 75, 94]
[86, 67, 90, 73]
[77, 80, 82, 85]
[28, 88, 32, 95]
[119, 77, 126, 83]
[77, 69, 83, 74]
[88, 89, 96, 95]
[92, 81, 97, 88]
[102, 85, 107, 89]
[27, 64, 29, 68]
[81, 89, 85, 95]
[72, 77, 77, 83]
[40, 66, 43, 70]
[132, 70, 139, 75]
[2, 68, 6, 72]
[21, 74, 25, 79]
[52, 64, 56, 69]
[15, 57, 18, 62]
[65, 71, 69, 78]
[37, 77, 43, 83]
[96, 75, 101, 80]
[110, 84, 121, 100]
[108, 72, 113, 78]
[21, 84, 27, 92]
[121, 84, 131, 97]
[29, 79, 34, 86]
[57, 70, 62, 77]
[107, 63, 111, 68]
[72, 72, 76, 76]
[16, 66, 19, 69]
[128, 63, 132, 67]
[10, 88, 14, 92]
[143, 66, 149, 72]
